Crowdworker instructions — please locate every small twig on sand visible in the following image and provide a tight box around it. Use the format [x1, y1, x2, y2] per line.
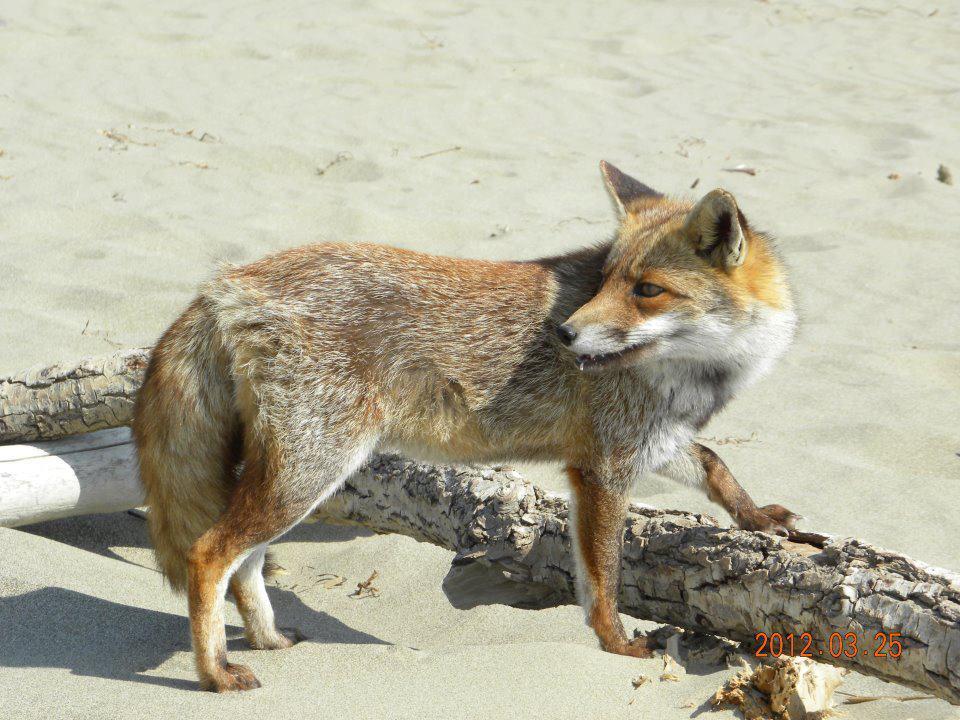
[99, 129, 157, 149]
[415, 145, 461, 160]
[316, 152, 352, 177]
[553, 216, 606, 229]
[315, 573, 346, 590]
[350, 570, 380, 599]
[839, 692, 936, 705]
[418, 29, 444, 49]
[697, 431, 759, 446]
[722, 164, 757, 176]
[81, 320, 124, 348]
[676, 137, 704, 158]
[136, 125, 220, 143]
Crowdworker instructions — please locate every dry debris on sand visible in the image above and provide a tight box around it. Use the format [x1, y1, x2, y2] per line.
[711, 657, 847, 720]
[660, 653, 685, 683]
[349, 570, 381, 599]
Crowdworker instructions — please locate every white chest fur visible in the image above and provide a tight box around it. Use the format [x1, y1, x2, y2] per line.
[634, 304, 797, 473]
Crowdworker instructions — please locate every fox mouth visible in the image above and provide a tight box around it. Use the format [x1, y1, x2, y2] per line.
[575, 341, 656, 372]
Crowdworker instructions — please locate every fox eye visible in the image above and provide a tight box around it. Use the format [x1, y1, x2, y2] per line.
[634, 282, 665, 298]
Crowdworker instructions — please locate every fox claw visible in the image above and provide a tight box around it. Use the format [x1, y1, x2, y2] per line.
[623, 637, 655, 659]
[605, 636, 654, 659]
[739, 503, 801, 536]
[759, 503, 802, 533]
[201, 663, 262, 692]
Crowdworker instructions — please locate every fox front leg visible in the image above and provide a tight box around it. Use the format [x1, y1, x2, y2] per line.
[661, 444, 800, 535]
[566, 467, 653, 659]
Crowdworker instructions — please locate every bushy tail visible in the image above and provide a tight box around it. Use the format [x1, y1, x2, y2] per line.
[132, 297, 240, 593]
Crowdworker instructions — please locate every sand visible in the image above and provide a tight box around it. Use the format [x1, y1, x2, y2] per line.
[1, 0, 958, 718]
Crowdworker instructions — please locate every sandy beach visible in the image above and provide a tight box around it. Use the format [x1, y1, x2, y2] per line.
[1, 0, 958, 718]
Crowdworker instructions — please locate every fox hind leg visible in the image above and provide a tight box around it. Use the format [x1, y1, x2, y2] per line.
[187, 448, 300, 693]
[229, 545, 297, 650]
[188, 429, 376, 692]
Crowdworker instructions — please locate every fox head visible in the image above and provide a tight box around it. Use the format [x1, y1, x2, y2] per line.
[558, 161, 794, 373]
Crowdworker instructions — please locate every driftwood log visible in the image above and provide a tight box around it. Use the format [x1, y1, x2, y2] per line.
[1, 350, 958, 704]
[322, 457, 960, 704]
[0, 428, 143, 527]
[0, 348, 149, 443]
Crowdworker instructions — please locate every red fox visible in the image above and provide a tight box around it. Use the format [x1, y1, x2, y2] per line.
[133, 161, 799, 692]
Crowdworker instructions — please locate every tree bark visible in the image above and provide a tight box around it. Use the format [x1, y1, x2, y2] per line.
[0, 348, 149, 443]
[0, 349, 957, 704]
[317, 456, 960, 704]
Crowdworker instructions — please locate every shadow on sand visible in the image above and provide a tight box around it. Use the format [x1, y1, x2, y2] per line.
[0, 583, 389, 691]
[6, 505, 387, 690]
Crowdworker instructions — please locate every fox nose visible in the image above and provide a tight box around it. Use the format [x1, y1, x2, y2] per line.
[557, 324, 578, 346]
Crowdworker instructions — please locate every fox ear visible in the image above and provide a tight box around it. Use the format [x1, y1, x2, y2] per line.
[683, 189, 748, 270]
[599, 160, 662, 218]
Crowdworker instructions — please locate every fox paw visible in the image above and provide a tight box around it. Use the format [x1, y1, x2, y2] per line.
[248, 627, 303, 650]
[201, 663, 262, 692]
[606, 636, 654, 659]
[738, 504, 801, 537]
